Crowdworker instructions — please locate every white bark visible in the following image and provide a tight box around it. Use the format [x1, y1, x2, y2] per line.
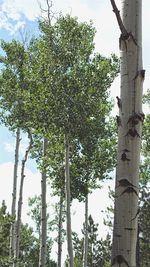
[57, 191, 64, 267]
[14, 131, 33, 267]
[39, 138, 48, 267]
[9, 128, 21, 261]
[111, 1, 144, 267]
[83, 194, 88, 267]
[64, 133, 74, 267]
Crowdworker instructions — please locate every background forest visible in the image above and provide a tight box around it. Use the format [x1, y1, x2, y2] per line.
[0, 1, 150, 267]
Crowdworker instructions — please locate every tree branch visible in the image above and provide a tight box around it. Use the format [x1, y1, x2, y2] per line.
[46, 0, 52, 24]
[110, 0, 128, 36]
[38, 0, 57, 25]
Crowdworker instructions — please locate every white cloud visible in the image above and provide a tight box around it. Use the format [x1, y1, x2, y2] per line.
[4, 142, 15, 153]
[4, 139, 31, 158]
[0, 162, 41, 212]
[0, 0, 150, 262]
[72, 180, 115, 238]
[1, 0, 40, 20]
[0, 0, 122, 54]
[0, 1, 25, 34]
[0, 0, 149, 64]
[1, 0, 21, 21]
[0, 161, 114, 263]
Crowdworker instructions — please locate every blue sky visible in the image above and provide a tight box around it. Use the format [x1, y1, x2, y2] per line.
[0, 0, 120, 168]
[0, 0, 149, 166]
[0, 0, 149, 262]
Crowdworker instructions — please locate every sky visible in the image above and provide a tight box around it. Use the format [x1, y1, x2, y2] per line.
[0, 0, 150, 263]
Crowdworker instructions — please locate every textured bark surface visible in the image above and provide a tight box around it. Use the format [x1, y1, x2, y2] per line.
[9, 128, 21, 261]
[39, 138, 48, 267]
[111, 1, 143, 266]
[64, 133, 74, 267]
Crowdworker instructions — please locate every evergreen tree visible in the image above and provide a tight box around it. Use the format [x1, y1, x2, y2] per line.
[138, 186, 150, 266]
[72, 215, 111, 267]
[0, 201, 57, 267]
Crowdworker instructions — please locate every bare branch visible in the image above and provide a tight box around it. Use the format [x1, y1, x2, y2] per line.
[37, 0, 58, 24]
[110, 0, 128, 36]
[46, 0, 52, 24]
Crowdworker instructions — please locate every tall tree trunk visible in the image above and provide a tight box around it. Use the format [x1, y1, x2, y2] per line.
[57, 190, 64, 267]
[83, 193, 88, 267]
[14, 130, 33, 267]
[39, 138, 48, 267]
[136, 223, 140, 267]
[64, 133, 74, 267]
[9, 128, 21, 262]
[110, 1, 144, 266]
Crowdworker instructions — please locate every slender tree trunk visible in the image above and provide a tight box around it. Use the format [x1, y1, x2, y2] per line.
[136, 223, 140, 267]
[9, 128, 21, 262]
[64, 133, 74, 267]
[83, 193, 88, 267]
[14, 130, 33, 267]
[57, 190, 64, 267]
[110, 1, 144, 266]
[39, 138, 48, 267]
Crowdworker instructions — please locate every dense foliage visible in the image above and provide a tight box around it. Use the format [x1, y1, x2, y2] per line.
[0, 201, 57, 267]
[1, 9, 149, 267]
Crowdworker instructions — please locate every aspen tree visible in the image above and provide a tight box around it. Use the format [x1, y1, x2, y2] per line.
[57, 191, 64, 267]
[27, 14, 119, 267]
[39, 138, 48, 267]
[9, 128, 21, 261]
[14, 131, 33, 267]
[64, 133, 74, 267]
[110, 1, 144, 266]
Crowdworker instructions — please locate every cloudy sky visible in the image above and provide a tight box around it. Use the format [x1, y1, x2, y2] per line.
[0, 0, 149, 262]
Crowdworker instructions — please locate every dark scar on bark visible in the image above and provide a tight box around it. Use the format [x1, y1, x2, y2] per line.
[116, 179, 138, 189]
[127, 112, 145, 126]
[116, 115, 122, 126]
[124, 227, 134, 231]
[111, 254, 130, 267]
[116, 96, 122, 109]
[134, 69, 146, 80]
[115, 234, 121, 237]
[122, 149, 130, 152]
[121, 152, 130, 161]
[125, 128, 141, 138]
[119, 186, 138, 197]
